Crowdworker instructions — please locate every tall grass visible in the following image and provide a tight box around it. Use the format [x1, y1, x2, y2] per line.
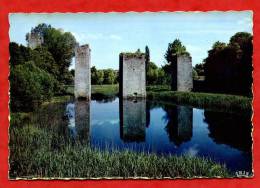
[9, 102, 230, 179]
[147, 91, 252, 113]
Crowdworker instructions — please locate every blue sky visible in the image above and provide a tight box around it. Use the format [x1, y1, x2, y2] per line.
[9, 12, 252, 70]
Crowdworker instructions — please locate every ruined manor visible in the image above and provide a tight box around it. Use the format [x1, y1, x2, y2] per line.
[27, 32, 44, 49]
[73, 45, 193, 99]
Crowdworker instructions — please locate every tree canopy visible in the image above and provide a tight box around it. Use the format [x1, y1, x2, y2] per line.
[204, 32, 253, 96]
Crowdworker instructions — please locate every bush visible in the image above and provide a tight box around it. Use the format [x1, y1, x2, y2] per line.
[10, 61, 56, 112]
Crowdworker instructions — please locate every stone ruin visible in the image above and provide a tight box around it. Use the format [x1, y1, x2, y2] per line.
[119, 51, 146, 98]
[74, 44, 91, 100]
[27, 32, 44, 49]
[171, 54, 193, 91]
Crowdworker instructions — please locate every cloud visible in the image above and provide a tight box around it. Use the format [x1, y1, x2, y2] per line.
[72, 32, 122, 43]
[92, 119, 119, 126]
[237, 17, 252, 28]
[184, 145, 199, 157]
[109, 34, 122, 40]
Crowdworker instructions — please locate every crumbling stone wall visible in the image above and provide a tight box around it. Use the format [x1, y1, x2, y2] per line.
[172, 54, 193, 91]
[119, 52, 146, 98]
[74, 44, 91, 100]
[28, 32, 44, 49]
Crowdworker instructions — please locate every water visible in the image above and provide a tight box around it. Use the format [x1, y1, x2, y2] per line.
[65, 97, 252, 174]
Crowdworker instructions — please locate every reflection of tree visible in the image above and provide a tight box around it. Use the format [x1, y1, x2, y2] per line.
[204, 110, 252, 152]
[120, 99, 148, 142]
[91, 93, 117, 103]
[164, 105, 193, 146]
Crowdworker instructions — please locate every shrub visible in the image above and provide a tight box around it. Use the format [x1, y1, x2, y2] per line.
[10, 61, 56, 112]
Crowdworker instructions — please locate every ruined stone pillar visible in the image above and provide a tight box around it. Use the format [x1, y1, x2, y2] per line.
[172, 54, 193, 92]
[74, 44, 91, 100]
[119, 52, 146, 98]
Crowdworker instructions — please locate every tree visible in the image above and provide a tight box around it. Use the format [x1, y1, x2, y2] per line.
[103, 69, 116, 84]
[164, 39, 189, 65]
[27, 24, 77, 85]
[204, 32, 253, 96]
[9, 42, 31, 67]
[10, 61, 56, 112]
[164, 39, 190, 89]
[30, 47, 59, 80]
[146, 62, 158, 85]
[194, 63, 205, 76]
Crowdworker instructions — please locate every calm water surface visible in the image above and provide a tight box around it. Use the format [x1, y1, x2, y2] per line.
[65, 97, 252, 174]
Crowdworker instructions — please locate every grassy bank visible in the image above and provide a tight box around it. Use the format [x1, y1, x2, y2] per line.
[67, 85, 251, 112]
[9, 104, 230, 179]
[147, 91, 252, 112]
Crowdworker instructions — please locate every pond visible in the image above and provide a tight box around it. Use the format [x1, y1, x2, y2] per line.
[65, 97, 252, 175]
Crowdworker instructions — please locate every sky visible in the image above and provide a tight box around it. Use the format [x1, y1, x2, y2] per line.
[9, 12, 253, 70]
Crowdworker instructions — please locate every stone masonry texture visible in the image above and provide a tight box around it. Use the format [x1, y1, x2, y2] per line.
[28, 32, 44, 49]
[119, 52, 146, 98]
[74, 44, 91, 99]
[172, 54, 193, 91]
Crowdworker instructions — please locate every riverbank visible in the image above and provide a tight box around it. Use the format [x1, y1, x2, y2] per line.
[66, 85, 251, 112]
[147, 91, 251, 113]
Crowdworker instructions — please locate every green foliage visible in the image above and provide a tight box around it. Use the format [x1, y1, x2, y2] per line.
[147, 90, 251, 113]
[27, 23, 77, 85]
[204, 32, 253, 96]
[192, 68, 198, 79]
[164, 39, 189, 65]
[103, 68, 117, 84]
[10, 61, 56, 112]
[91, 66, 104, 85]
[9, 42, 32, 67]
[163, 39, 190, 88]
[194, 63, 205, 76]
[30, 47, 59, 79]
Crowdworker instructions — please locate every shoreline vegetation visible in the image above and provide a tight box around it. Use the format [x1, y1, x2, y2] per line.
[66, 84, 252, 112]
[10, 111, 230, 179]
[9, 85, 252, 178]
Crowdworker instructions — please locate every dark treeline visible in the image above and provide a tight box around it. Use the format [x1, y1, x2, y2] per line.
[203, 32, 253, 97]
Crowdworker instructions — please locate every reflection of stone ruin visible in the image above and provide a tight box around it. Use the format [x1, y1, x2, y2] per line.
[27, 32, 44, 49]
[75, 100, 90, 144]
[74, 44, 91, 100]
[165, 105, 193, 146]
[119, 52, 146, 98]
[171, 54, 193, 91]
[120, 99, 147, 142]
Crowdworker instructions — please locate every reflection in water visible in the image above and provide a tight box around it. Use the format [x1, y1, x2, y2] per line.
[64, 97, 252, 174]
[204, 110, 252, 152]
[164, 106, 193, 146]
[66, 100, 90, 144]
[119, 99, 147, 142]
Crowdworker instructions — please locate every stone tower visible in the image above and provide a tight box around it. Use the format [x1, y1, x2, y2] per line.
[27, 32, 44, 49]
[74, 44, 91, 100]
[119, 52, 146, 98]
[172, 54, 193, 91]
